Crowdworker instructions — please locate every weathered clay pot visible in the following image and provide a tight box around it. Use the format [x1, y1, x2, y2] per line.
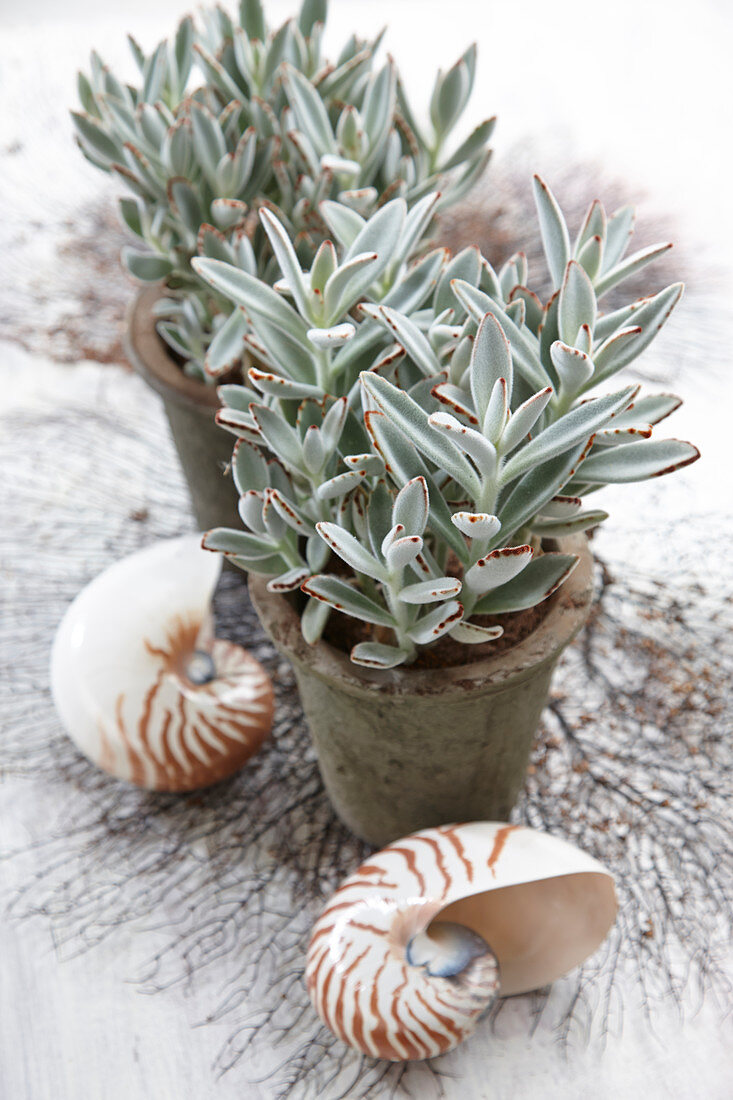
[249, 535, 594, 846]
[124, 287, 239, 533]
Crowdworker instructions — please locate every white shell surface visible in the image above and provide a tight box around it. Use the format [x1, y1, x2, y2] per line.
[51, 535, 274, 790]
[306, 822, 617, 1060]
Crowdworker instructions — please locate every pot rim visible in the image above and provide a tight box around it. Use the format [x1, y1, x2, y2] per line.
[124, 285, 221, 412]
[249, 533, 594, 701]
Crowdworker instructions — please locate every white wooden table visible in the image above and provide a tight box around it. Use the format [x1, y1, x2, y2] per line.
[1, 3, 732, 1097]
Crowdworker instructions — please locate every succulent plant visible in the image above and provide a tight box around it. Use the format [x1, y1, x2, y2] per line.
[192, 178, 699, 668]
[72, 0, 493, 380]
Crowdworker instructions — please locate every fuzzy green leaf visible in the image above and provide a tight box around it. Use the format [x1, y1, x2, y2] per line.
[316, 522, 387, 580]
[382, 249, 447, 315]
[530, 509, 608, 536]
[232, 439, 269, 493]
[249, 369, 324, 400]
[190, 104, 226, 183]
[239, 0, 266, 39]
[319, 200, 365, 249]
[464, 545, 533, 595]
[407, 600, 463, 644]
[593, 284, 684, 378]
[364, 412, 468, 560]
[316, 470, 366, 499]
[260, 207, 312, 319]
[559, 261, 596, 346]
[71, 111, 120, 163]
[533, 174, 571, 287]
[301, 596, 331, 645]
[192, 258, 310, 345]
[323, 252, 380, 319]
[282, 62, 335, 155]
[303, 575, 394, 624]
[266, 566, 310, 593]
[474, 553, 578, 614]
[392, 476, 429, 535]
[205, 308, 247, 378]
[399, 577, 462, 604]
[501, 386, 636, 484]
[202, 527, 278, 560]
[361, 373, 482, 497]
[350, 642, 411, 669]
[602, 205, 635, 272]
[250, 404, 303, 470]
[495, 441, 588, 544]
[118, 197, 144, 238]
[441, 117, 495, 172]
[470, 312, 512, 422]
[550, 340, 594, 395]
[122, 248, 173, 282]
[595, 242, 672, 297]
[501, 387, 553, 454]
[449, 620, 503, 643]
[368, 305, 442, 377]
[576, 438, 700, 483]
[452, 280, 549, 392]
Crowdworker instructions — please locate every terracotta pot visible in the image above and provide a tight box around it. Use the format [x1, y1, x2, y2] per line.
[249, 535, 594, 847]
[124, 287, 239, 533]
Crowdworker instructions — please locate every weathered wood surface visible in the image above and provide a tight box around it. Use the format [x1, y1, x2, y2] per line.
[1, 2, 732, 1098]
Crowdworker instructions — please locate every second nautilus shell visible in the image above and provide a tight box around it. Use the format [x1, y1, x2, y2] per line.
[51, 535, 274, 791]
[307, 822, 617, 1060]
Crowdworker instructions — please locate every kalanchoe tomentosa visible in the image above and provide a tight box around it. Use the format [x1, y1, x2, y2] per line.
[72, 0, 493, 380]
[193, 177, 700, 669]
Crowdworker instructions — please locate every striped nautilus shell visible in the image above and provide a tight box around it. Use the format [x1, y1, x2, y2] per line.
[51, 535, 274, 791]
[307, 822, 617, 1060]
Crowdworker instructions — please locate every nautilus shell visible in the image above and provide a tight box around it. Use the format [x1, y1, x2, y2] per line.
[51, 535, 274, 791]
[307, 822, 617, 1060]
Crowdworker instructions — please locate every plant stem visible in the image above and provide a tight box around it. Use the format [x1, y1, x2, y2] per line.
[314, 346, 331, 392]
[382, 571, 415, 656]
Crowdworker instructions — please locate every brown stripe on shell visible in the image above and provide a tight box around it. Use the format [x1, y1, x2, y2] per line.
[388, 845, 427, 893]
[115, 693, 146, 786]
[437, 825, 474, 883]
[364, 957, 391, 1058]
[387, 965, 423, 1060]
[487, 823, 520, 875]
[350, 983, 368, 1055]
[320, 897, 367, 919]
[176, 692, 208, 774]
[97, 720, 115, 776]
[403, 997, 452, 1056]
[414, 987, 465, 1041]
[308, 943, 332, 1010]
[318, 954, 337, 1033]
[137, 666, 166, 778]
[347, 920, 387, 937]
[368, 968, 416, 1061]
[307, 922, 336, 951]
[158, 707, 176, 783]
[333, 944, 371, 1044]
[340, 875, 401, 892]
[410, 834, 452, 898]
